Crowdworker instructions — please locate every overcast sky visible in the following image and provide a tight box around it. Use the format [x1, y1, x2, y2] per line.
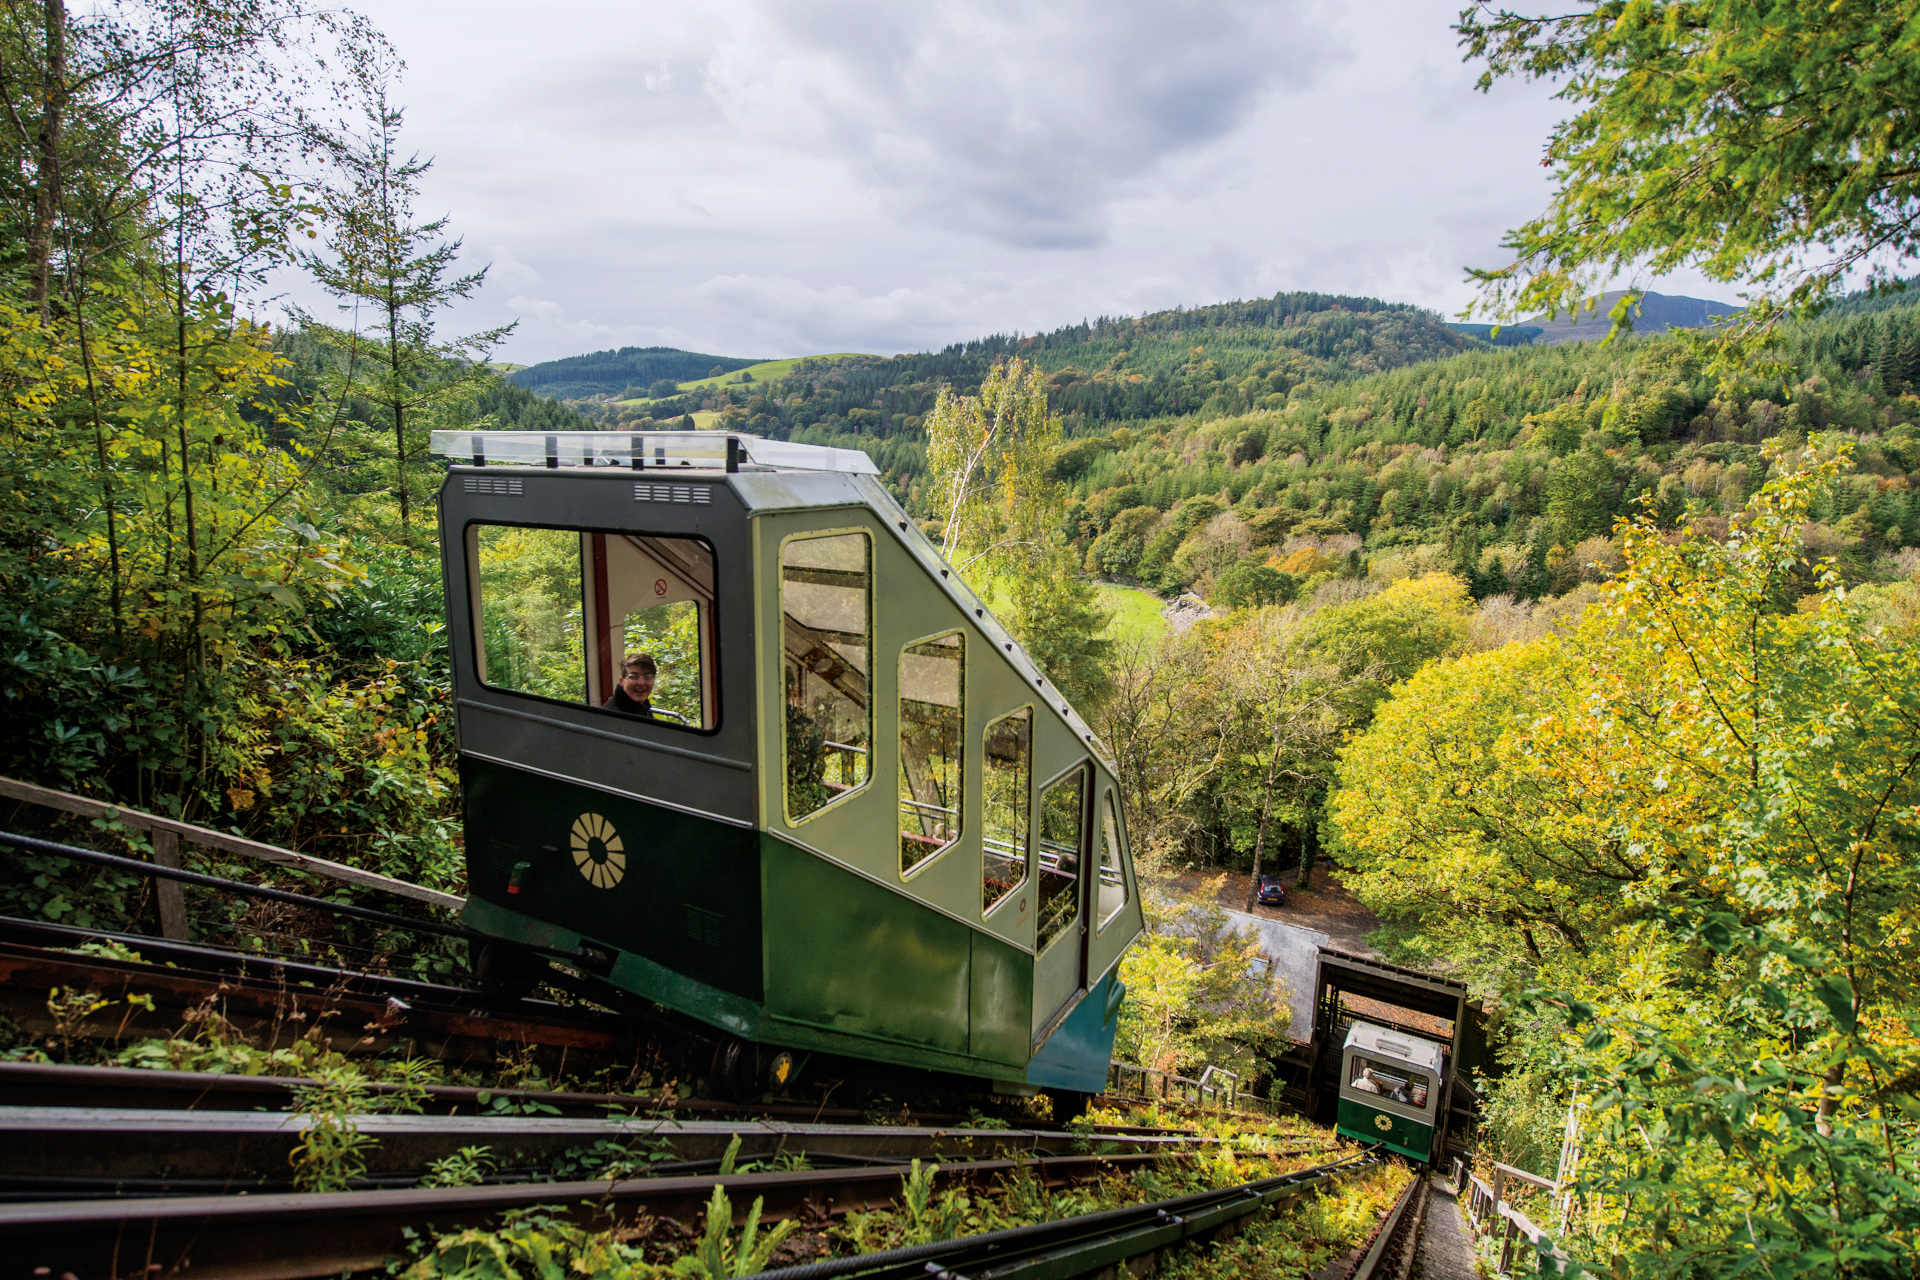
[316, 0, 1729, 366]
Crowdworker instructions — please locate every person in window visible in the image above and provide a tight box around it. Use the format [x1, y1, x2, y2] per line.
[1350, 1067, 1383, 1095]
[604, 653, 657, 717]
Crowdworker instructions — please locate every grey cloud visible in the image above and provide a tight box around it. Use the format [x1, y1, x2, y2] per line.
[715, 0, 1344, 249]
[499, 56, 727, 134]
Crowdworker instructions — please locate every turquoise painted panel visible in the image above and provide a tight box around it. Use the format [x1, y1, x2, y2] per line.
[1026, 970, 1121, 1092]
[1032, 929, 1082, 1040]
[1336, 1096, 1436, 1161]
[761, 834, 972, 1055]
[969, 930, 1032, 1065]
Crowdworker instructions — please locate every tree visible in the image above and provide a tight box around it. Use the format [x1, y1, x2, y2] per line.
[1217, 608, 1342, 911]
[1334, 437, 1920, 1274]
[1115, 896, 1290, 1077]
[1460, 1, 1920, 329]
[1214, 561, 1296, 610]
[923, 357, 1111, 705]
[299, 66, 512, 542]
[1544, 449, 1616, 541]
[1303, 573, 1472, 713]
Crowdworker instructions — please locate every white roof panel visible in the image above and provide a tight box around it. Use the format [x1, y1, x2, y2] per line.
[430, 430, 879, 475]
[1343, 1020, 1445, 1072]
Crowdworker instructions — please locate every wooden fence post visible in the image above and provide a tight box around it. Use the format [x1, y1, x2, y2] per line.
[150, 829, 188, 941]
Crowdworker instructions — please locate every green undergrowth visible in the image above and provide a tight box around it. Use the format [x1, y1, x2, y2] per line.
[1158, 1160, 1412, 1280]
[403, 1112, 1371, 1280]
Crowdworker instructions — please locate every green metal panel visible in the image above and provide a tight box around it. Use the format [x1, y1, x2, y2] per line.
[1336, 1096, 1436, 1162]
[462, 757, 763, 1001]
[463, 894, 763, 1036]
[755, 506, 1046, 955]
[761, 833, 971, 1055]
[969, 928, 1034, 1066]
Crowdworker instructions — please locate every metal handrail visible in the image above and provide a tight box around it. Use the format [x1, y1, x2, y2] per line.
[1105, 1060, 1283, 1119]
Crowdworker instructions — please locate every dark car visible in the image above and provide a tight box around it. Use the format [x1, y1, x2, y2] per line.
[1256, 873, 1288, 907]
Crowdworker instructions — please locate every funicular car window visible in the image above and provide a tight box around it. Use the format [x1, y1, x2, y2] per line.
[899, 633, 963, 873]
[981, 708, 1031, 914]
[1096, 789, 1127, 928]
[781, 531, 872, 821]
[1348, 1055, 1431, 1108]
[1037, 766, 1086, 950]
[472, 524, 717, 729]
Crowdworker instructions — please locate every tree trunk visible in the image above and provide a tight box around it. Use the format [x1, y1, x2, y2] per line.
[28, 0, 66, 316]
[1242, 730, 1283, 913]
[1815, 1059, 1845, 1137]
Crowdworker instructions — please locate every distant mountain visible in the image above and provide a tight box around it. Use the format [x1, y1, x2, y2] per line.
[508, 347, 765, 399]
[520, 292, 1483, 436]
[1523, 290, 1743, 345]
[1449, 322, 1544, 347]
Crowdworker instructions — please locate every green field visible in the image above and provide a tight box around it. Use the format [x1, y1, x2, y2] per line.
[615, 353, 877, 407]
[1096, 584, 1167, 644]
[967, 578, 1165, 647]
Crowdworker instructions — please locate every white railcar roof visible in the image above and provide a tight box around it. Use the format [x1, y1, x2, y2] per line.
[430, 429, 878, 475]
[1342, 1020, 1445, 1072]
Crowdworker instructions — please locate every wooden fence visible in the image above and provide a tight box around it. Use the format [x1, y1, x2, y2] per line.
[0, 775, 464, 941]
[1106, 1059, 1284, 1118]
[1456, 1158, 1570, 1275]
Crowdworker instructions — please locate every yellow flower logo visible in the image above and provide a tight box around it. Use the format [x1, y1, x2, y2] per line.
[1374, 1114, 1393, 1131]
[571, 813, 626, 889]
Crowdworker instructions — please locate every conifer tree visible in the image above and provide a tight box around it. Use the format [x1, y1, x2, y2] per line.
[299, 67, 512, 542]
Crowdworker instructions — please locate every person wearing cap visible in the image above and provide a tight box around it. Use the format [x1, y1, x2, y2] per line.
[604, 653, 658, 718]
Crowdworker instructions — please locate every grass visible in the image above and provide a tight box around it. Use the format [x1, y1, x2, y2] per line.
[675, 353, 877, 392]
[1097, 584, 1168, 644]
[614, 353, 879, 407]
[927, 576, 1166, 647]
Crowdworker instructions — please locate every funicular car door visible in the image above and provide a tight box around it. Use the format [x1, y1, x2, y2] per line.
[1031, 762, 1093, 1049]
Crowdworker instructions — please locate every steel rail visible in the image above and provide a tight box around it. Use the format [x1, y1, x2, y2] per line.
[748, 1146, 1382, 1280]
[0, 912, 500, 1006]
[1347, 1165, 1427, 1280]
[0, 1061, 1206, 1139]
[0, 1105, 1202, 1190]
[0, 1150, 1174, 1280]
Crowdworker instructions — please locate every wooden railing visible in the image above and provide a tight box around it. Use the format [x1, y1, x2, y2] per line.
[1457, 1158, 1570, 1275]
[0, 775, 464, 940]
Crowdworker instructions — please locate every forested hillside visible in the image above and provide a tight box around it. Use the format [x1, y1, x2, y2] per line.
[510, 346, 764, 399]
[562, 289, 1920, 611]
[566, 291, 1478, 437]
[1052, 294, 1920, 602]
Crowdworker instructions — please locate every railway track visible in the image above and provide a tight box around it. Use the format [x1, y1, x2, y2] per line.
[744, 1148, 1387, 1280]
[1345, 1164, 1431, 1280]
[0, 915, 1228, 1135]
[0, 866, 1382, 1280]
[0, 1103, 1210, 1199]
[0, 1150, 1189, 1280]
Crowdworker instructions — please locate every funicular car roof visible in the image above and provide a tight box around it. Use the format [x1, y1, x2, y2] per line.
[1342, 1019, 1445, 1073]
